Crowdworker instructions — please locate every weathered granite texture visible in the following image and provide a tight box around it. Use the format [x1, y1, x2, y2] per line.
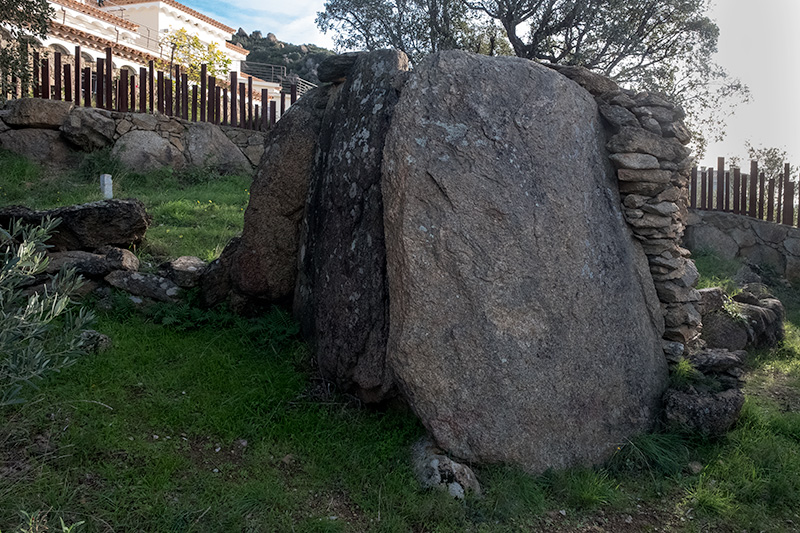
[555, 66, 701, 346]
[383, 51, 667, 471]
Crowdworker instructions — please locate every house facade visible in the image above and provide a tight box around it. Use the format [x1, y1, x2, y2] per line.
[41, 0, 281, 103]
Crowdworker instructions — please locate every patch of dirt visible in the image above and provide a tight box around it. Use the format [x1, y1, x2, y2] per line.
[179, 434, 251, 478]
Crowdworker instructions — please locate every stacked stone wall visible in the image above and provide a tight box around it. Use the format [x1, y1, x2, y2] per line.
[0, 98, 268, 173]
[685, 209, 800, 281]
[552, 66, 702, 348]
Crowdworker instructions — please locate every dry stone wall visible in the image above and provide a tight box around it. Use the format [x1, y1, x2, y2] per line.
[684, 209, 800, 282]
[552, 65, 702, 348]
[0, 98, 268, 173]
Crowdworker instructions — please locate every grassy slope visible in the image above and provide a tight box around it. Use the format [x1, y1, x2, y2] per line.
[2, 149, 800, 532]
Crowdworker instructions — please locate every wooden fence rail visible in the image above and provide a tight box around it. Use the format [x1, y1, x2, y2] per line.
[2, 46, 299, 132]
[690, 157, 796, 226]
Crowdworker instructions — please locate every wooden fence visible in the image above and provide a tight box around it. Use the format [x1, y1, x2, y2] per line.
[2, 46, 300, 131]
[690, 157, 797, 226]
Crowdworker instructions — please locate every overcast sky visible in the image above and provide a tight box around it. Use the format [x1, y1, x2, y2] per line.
[183, 0, 799, 169]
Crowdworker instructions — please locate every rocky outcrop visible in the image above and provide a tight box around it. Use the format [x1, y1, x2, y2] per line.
[382, 51, 666, 471]
[219, 86, 333, 305]
[699, 284, 785, 351]
[685, 209, 800, 282]
[664, 388, 745, 437]
[0, 199, 150, 251]
[296, 50, 409, 403]
[204, 49, 707, 472]
[0, 98, 268, 173]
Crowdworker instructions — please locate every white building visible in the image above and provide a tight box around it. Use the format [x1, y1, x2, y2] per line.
[42, 0, 281, 104]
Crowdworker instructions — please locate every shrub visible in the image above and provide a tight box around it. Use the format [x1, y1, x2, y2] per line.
[0, 218, 95, 406]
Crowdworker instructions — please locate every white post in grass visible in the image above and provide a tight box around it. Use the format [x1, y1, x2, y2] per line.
[100, 174, 113, 199]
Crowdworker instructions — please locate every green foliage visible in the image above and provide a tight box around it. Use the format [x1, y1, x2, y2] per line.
[316, 0, 748, 156]
[1, 511, 85, 533]
[692, 248, 742, 294]
[0, 0, 53, 99]
[316, 0, 472, 64]
[157, 28, 231, 82]
[609, 432, 690, 477]
[541, 468, 619, 509]
[0, 218, 94, 406]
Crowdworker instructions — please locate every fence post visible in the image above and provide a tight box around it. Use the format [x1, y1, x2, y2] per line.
[733, 167, 741, 214]
[148, 60, 154, 112]
[33, 51, 39, 98]
[248, 76, 253, 129]
[758, 172, 765, 220]
[97, 58, 105, 109]
[690, 167, 697, 208]
[223, 88, 228, 125]
[291, 83, 297, 104]
[270, 100, 277, 127]
[767, 178, 775, 222]
[40, 58, 49, 99]
[157, 71, 164, 114]
[83, 67, 91, 107]
[748, 160, 758, 217]
[54, 53, 62, 100]
[281, 92, 286, 117]
[239, 83, 245, 129]
[192, 85, 197, 121]
[166, 79, 172, 116]
[174, 65, 181, 118]
[139, 67, 147, 112]
[700, 169, 707, 209]
[783, 163, 792, 225]
[706, 168, 714, 210]
[261, 89, 268, 130]
[230, 72, 238, 127]
[120, 69, 128, 112]
[716, 157, 724, 211]
[200, 64, 207, 122]
[64, 64, 72, 102]
[207, 75, 215, 123]
[130, 73, 136, 111]
[182, 74, 189, 120]
[104, 48, 112, 110]
[74, 46, 81, 105]
[215, 86, 221, 125]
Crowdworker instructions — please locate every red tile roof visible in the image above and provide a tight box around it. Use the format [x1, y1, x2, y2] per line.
[105, 0, 235, 33]
[52, 0, 140, 32]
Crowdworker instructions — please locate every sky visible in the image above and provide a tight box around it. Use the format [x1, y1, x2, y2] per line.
[182, 0, 799, 169]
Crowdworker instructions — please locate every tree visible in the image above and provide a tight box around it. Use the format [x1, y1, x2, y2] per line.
[0, 0, 53, 99]
[316, 0, 470, 64]
[157, 28, 232, 82]
[317, 0, 748, 157]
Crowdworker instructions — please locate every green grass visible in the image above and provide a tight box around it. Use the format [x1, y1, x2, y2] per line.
[0, 148, 250, 262]
[4, 153, 800, 531]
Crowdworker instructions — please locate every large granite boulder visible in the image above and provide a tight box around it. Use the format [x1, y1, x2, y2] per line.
[4, 98, 73, 129]
[0, 128, 76, 167]
[184, 122, 250, 173]
[112, 130, 186, 171]
[294, 50, 410, 403]
[381, 51, 667, 472]
[225, 86, 333, 303]
[60, 107, 117, 151]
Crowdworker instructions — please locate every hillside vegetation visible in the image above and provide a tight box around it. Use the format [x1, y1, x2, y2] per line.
[230, 30, 334, 85]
